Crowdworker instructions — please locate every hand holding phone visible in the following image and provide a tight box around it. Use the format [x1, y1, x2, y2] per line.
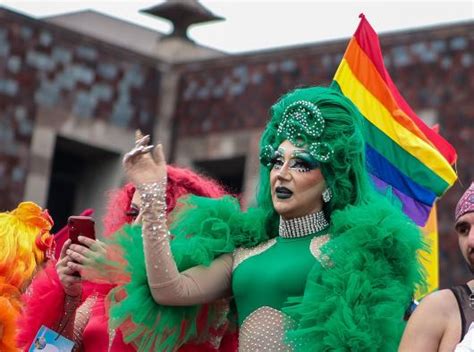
[56, 239, 83, 295]
[68, 216, 96, 245]
[67, 216, 95, 278]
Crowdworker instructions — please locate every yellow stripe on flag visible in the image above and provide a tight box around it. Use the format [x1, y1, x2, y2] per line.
[335, 59, 457, 186]
[415, 204, 439, 300]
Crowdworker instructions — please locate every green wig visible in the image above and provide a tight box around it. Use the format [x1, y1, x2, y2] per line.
[257, 86, 374, 236]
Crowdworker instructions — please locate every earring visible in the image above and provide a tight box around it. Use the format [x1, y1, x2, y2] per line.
[322, 188, 332, 203]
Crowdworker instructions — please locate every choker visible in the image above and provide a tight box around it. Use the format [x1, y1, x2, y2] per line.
[279, 211, 329, 238]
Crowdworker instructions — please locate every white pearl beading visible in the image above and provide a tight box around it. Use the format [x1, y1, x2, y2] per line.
[239, 306, 296, 351]
[277, 100, 325, 140]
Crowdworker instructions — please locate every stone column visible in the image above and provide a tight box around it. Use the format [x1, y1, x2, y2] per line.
[154, 66, 180, 161]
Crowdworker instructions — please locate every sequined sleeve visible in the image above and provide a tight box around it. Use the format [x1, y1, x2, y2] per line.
[55, 293, 81, 343]
[137, 180, 233, 306]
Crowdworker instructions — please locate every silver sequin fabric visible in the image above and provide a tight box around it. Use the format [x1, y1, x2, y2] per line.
[279, 211, 329, 238]
[137, 179, 178, 285]
[309, 233, 331, 267]
[73, 293, 98, 345]
[239, 306, 296, 351]
[233, 238, 277, 271]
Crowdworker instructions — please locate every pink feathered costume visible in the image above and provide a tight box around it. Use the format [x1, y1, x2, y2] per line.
[17, 166, 237, 351]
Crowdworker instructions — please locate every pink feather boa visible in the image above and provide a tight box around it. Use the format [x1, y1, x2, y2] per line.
[16, 262, 66, 349]
[16, 262, 125, 350]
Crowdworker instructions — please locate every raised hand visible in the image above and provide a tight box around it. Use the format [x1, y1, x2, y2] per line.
[123, 130, 167, 185]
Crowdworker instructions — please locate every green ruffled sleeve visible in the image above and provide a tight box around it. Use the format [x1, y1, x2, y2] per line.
[106, 225, 210, 351]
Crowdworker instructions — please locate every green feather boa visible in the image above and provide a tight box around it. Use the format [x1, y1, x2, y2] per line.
[283, 194, 426, 351]
[102, 195, 267, 351]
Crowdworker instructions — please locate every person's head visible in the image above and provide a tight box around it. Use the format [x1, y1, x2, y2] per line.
[103, 165, 228, 235]
[455, 182, 474, 272]
[258, 86, 371, 225]
[0, 202, 54, 290]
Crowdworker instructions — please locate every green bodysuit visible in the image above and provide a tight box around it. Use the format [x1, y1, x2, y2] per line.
[233, 230, 329, 325]
[232, 221, 330, 351]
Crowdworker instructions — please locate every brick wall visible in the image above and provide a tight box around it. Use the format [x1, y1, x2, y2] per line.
[0, 8, 161, 210]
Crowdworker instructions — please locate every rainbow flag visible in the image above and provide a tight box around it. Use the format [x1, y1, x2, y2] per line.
[332, 14, 457, 226]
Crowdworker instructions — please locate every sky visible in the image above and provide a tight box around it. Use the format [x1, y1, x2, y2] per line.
[2, 0, 473, 53]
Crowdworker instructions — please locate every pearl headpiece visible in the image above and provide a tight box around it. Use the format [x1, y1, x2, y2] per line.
[260, 100, 334, 167]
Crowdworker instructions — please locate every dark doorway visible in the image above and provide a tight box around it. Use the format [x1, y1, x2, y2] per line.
[47, 136, 120, 233]
[194, 156, 246, 195]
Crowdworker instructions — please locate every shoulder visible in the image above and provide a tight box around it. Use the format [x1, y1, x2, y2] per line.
[410, 289, 459, 327]
[418, 289, 458, 317]
[399, 289, 459, 351]
[233, 238, 277, 271]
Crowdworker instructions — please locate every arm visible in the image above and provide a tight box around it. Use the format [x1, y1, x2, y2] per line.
[398, 290, 454, 351]
[50, 239, 83, 341]
[17, 249, 82, 349]
[54, 294, 81, 341]
[124, 135, 233, 306]
[138, 181, 233, 305]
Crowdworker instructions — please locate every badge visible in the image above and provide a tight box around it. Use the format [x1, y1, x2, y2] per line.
[29, 325, 75, 352]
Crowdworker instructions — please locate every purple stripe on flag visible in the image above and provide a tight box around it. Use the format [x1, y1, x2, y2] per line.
[371, 174, 431, 226]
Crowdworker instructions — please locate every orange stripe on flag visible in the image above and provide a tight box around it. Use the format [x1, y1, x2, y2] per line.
[343, 38, 437, 149]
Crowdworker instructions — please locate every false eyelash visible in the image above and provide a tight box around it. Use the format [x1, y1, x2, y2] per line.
[269, 157, 283, 169]
[125, 207, 140, 217]
[290, 160, 312, 172]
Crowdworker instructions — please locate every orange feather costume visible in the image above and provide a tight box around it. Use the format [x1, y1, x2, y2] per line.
[0, 202, 53, 351]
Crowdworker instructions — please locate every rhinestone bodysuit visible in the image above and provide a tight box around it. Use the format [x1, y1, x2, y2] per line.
[233, 211, 330, 351]
[137, 180, 331, 351]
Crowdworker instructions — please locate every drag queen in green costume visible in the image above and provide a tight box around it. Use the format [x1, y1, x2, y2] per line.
[104, 86, 425, 351]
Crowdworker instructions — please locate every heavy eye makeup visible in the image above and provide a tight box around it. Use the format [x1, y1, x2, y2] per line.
[290, 151, 319, 172]
[270, 150, 319, 172]
[270, 149, 285, 170]
[126, 203, 140, 218]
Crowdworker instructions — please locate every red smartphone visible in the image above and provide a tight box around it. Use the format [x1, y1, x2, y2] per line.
[68, 216, 96, 245]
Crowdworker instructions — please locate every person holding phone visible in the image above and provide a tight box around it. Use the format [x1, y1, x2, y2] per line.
[16, 166, 231, 351]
